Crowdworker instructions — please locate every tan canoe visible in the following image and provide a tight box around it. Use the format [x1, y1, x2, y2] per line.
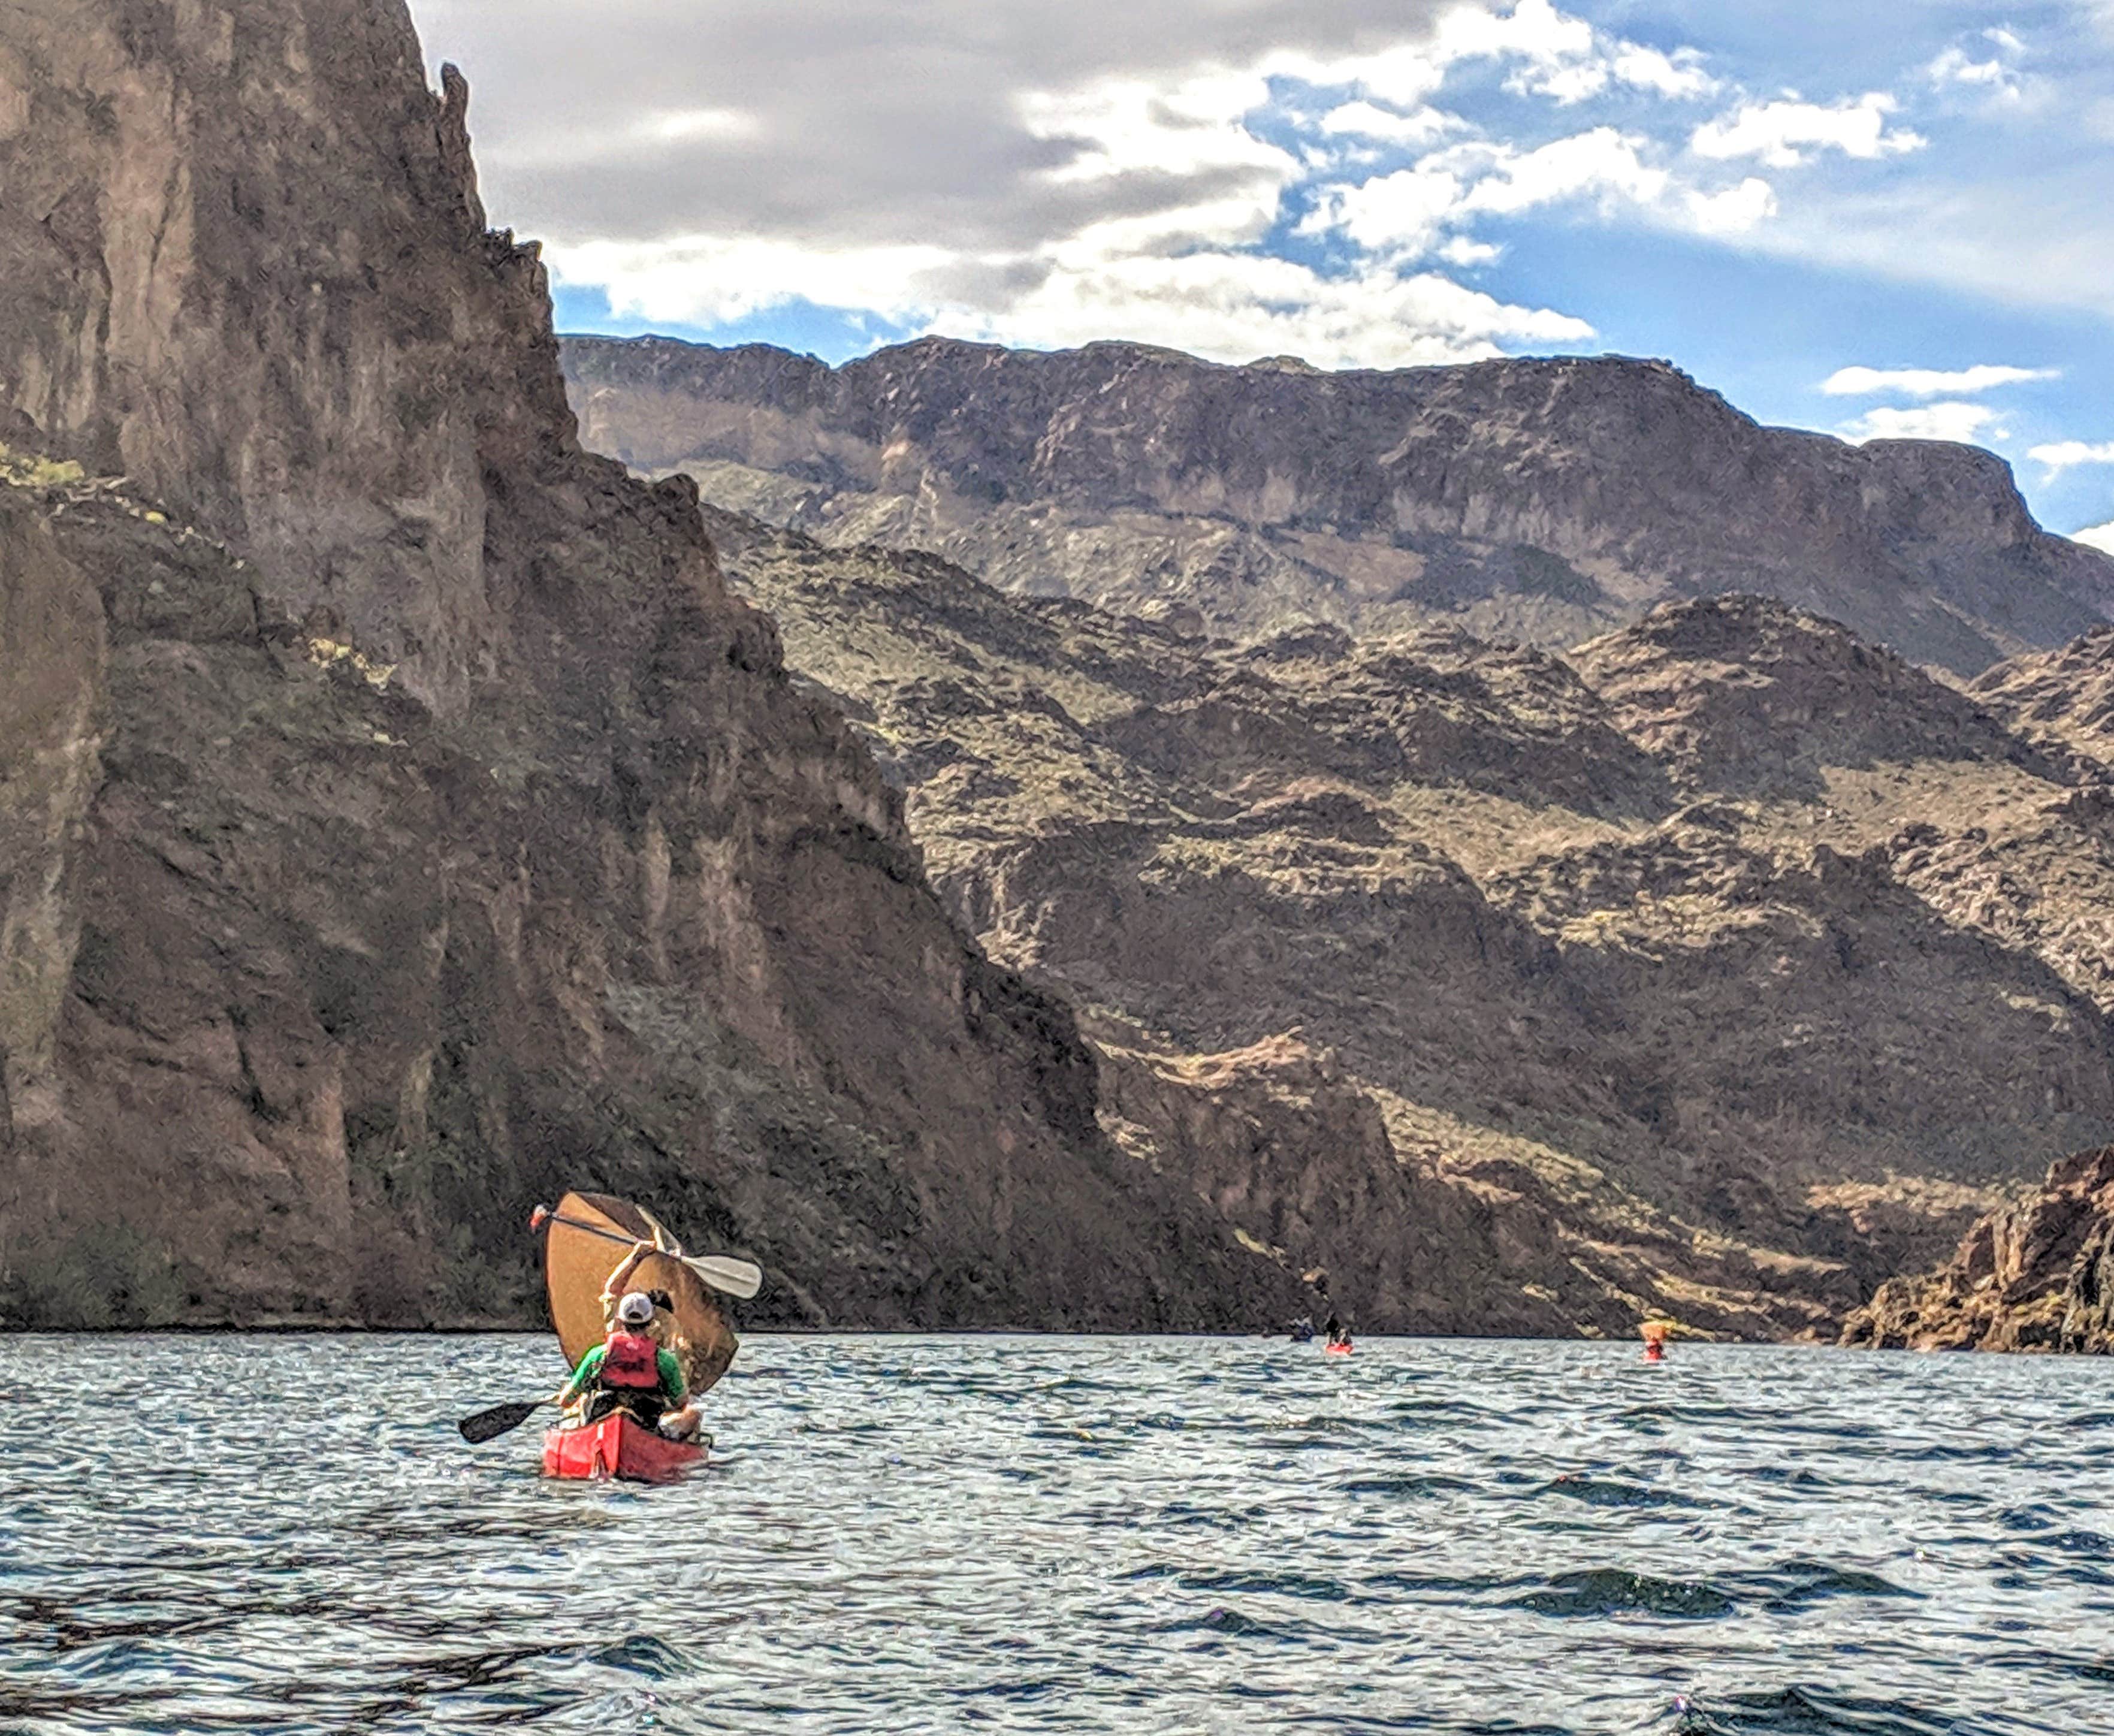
[542, 1189, 739, 1396]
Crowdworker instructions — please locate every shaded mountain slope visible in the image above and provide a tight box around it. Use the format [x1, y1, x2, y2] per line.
[0, 1, 1292, 1330]
[564, 335, 2114, 676]
[705, 504, 2114, 1336]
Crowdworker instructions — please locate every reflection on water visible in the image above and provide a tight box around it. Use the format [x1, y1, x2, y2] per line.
[1, 1333, 2110, 1733]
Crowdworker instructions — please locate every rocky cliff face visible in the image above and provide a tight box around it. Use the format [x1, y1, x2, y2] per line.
[0, 8, 558, 715]
[704, 503, 2114, 1335]
[1842, 1148, 2114, 1352]
[0, 1, 1294, 1330]
[563, 336, 2114, 676]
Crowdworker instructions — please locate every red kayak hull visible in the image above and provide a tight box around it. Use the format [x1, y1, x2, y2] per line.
[542, 1414, 706, 1483]
[1324, 1343, 1354, 1355]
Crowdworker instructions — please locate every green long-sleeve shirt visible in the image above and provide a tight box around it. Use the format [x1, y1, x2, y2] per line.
[560, 1342, 687, 1404]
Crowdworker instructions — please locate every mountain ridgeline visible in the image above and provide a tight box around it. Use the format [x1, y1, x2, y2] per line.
[561, 334, 2114, 676]
[6, 0, 2114, 1346]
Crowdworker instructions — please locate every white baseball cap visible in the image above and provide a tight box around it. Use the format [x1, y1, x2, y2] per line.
[616, 1291, 655, 1326]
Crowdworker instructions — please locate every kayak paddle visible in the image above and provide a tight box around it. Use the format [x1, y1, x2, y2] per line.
[678, 1252, 765, 1300]
[530, 1204, 764, 1299]
[458, 1399, 552, 1444]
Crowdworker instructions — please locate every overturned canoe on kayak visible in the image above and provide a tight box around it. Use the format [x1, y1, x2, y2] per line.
[532, 1190, 762, 1481]
[539, 1190, 742, 1399]
[543, 1412, 706, 1483]
[453, 1192, 758, 1471]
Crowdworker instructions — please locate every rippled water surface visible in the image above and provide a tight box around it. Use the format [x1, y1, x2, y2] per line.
[3, 1335, 2112, 1734]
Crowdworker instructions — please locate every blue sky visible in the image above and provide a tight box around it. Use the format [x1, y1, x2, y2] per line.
[412, 0, 2114, 544]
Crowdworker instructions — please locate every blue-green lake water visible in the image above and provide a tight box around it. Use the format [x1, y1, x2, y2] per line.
[2, 1333, 2110, 1733]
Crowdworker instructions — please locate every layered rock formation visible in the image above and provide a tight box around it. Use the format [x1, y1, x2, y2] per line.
[0, 1, 1294, 1330]
[700, 505, 2114, 1335]
[1843, 1148, 2114, 1352]
[563, 335, 2114, 675]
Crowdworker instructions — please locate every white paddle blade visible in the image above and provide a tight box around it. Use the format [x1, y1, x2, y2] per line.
[685, 1254, 763, 1299]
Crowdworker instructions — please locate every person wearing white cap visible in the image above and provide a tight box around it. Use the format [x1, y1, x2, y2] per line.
[552, 1285, 697, 1435]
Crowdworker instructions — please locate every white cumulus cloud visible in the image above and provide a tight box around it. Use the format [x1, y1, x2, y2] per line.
[1928, 46, 2012, 87]
[1607, 43, 1719, 101]
[1460, 128, 1668, 213]
[1316, 161, 1470, 256]
[1437, 236, 1502, 265]
[1316, 127, 1775, 258]
[2030, 440, 2114, 473]
[959, 252, 1594, 367]
[1428, 0, 1719, 106]
[1683, 176, 1777, 233]
[2071, 521, 2114, 555]
[1691, 93, 1925, 168]
[1318, 100, 1458, 146]
[1926, 25, 2027, 97]
[1840, 401, 2005, 444]
[1022, 68, 1291, 197]
[552, 236, 961, 328]
[557, 213, 1596, 373]
[1821, 363, 2061, 397]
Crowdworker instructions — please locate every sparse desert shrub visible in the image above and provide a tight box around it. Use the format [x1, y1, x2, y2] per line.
[1, 1222, 188, 1329]
[0, 440, 85, 488]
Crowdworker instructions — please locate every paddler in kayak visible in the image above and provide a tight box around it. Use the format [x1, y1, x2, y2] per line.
[553, 1289, 705, 1438]
[591, 1237, 708, 1435]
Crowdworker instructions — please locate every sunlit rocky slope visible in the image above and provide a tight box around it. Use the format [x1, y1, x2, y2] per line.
[684, 504, 2114, 1338]
[0, 0, 1291, 1330]
[1844, 1148, 2114, 1352]
[563, 334, 2114, 676]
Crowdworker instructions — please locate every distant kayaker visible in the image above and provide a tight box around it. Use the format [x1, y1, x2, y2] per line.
[1324, 1312, 1352, 1349]
[556, 1288, 704, 1440]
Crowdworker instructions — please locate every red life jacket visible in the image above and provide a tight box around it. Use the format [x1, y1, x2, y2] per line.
[599, 1331, 662, 1390]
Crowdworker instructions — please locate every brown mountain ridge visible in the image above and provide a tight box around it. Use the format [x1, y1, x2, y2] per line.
[563, 334, 2114, 677]
[687, 501, 2114, 1338]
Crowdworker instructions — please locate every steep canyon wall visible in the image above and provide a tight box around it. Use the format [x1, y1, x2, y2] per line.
[0, 0, 1289, 1330]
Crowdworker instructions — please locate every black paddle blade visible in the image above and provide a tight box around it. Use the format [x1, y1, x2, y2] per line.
[458, 1399, 543, 1444]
